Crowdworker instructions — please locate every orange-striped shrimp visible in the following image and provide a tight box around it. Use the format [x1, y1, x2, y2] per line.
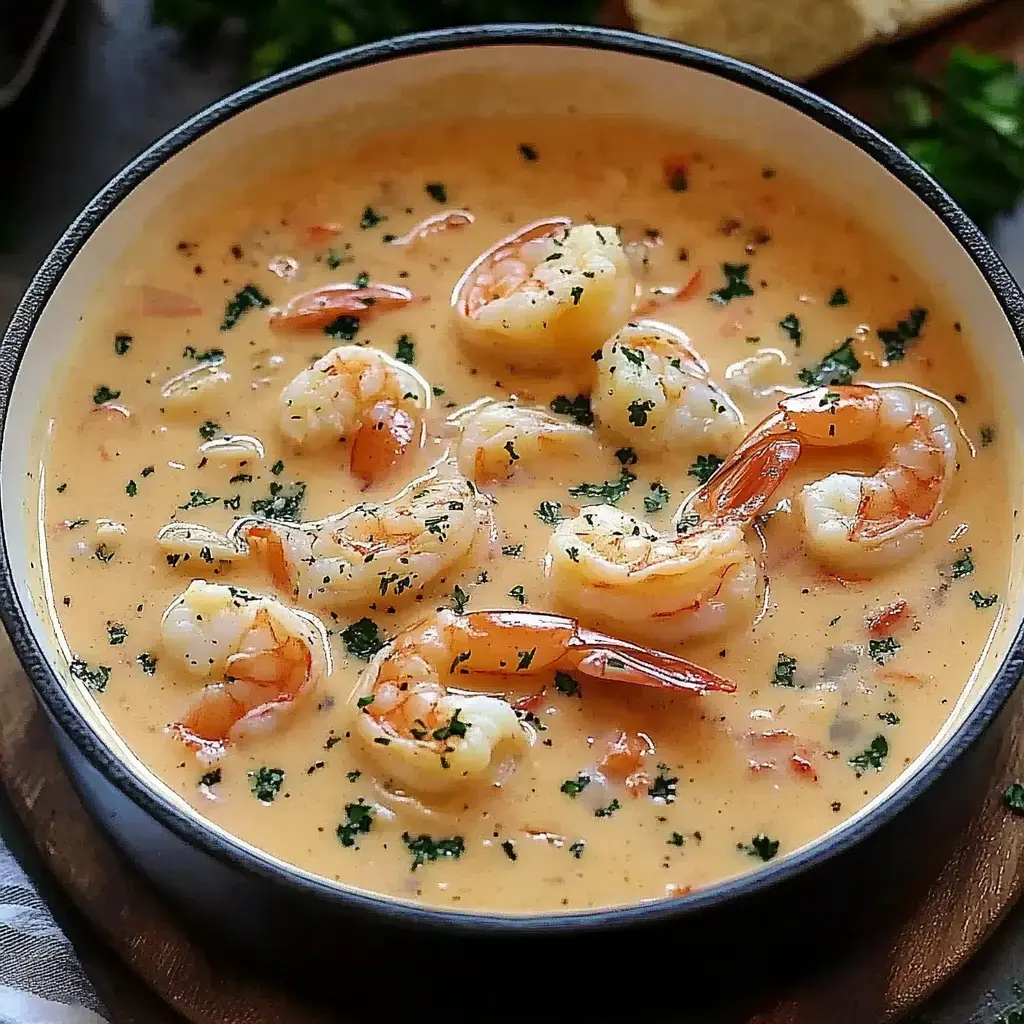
[269, 281, 414, 332]
[353, 609, 735, 793]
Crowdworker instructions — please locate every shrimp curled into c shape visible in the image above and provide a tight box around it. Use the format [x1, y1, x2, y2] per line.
[161, 580, 331, 756]
[452, 219, 636, 370]
[353, 609, 735, 794]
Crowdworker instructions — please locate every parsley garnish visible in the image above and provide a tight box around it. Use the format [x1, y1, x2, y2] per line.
[182, 346, 225, 362]
[248, 766, 285, 802]
[199, 768, 222, 787]
[270, 459, 284, 475]
[432, 708, 469, 742]
[342, 618, 385, 661]
[878, 711, 901, 725]
[828, 287, 849, 307]
[644, 482, 670, 513]
[395, 334, 415, 364]
[848, 735, 888, 773]
[178, 489, 219, 509]
[568, 468, 635, 505]
[92, 385, 120, 405]
[325, 246, 351, 269]
[107, 624, 127, 645]
[561, 773, 591, 797]
[688, 454, 723, 485]
[773, 654, 797, 687]
[336, 799, 374, 846]
[69, 659, 110, 692]
[778, 313, 803, 345]
[501, 840, 517, 862]
[221, 284, 270, 331]
[951, 548, 975, 579]
[501, 544, 523, 558]
[251, 481, 306, 521]
[739, 834, 780, 861]
[594, 799, 621, 818]
[536, 501, 564, 526]
[360, 205, 385, 229]
[136, 652, 158, 675]
[141, 466, 155, 477]
[971, 590, 999, 609]
[554, 671, 580, 697]
[451, 585, 470, 615]
[346, 769, 362, 782]
[1004, 783, 1024, 815]
[402, 832, 465, 870]
[797, 338, 860, 387]
[518, 143, 538, 161]
[229, 472, 253, 484]
[508, 584, 527, 605]
[877, 306, 927, 362]
[113, 333, 132, 355]
[614, 447, 637, 466]
[667, 832, 686, 847]
[323, 314, 360, 340]
[549, 393, 594, 426]
[708, 262, 754, 304]
[198, 420, 220, 441]
[649, 770, 678, 803]
[125, 480, 137, 498]
[424, 182, 447, 203]
[569, 840, 585, 858]
[627, 399, 655, 427]
[868, 636, 901, 665]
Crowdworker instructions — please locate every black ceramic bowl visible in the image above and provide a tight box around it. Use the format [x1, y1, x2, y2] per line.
[2, 25, 1023, 1016]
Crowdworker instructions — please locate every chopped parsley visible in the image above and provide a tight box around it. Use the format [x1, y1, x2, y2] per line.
[342, 618, 386, 661]
[360, 205, 385, 229]
[868, 636, 901, 665]
[402, 832, 465, 870]
[106, 623, 127, 645]
[451, 585, 470, 615]
[355, 272, 371, 289]
[346, 769, 362, 782]
[336, 799, 374, 847]
[739, 834, 780, 861]
[518, 143, 538, 162]
[554, 671, 580, 697]
[981, 425, 996, 447]
[549, 393, 594, 426]
[797, 338, 860, 387]
[92, 385, 120, 405]
[951, 548, 975, 579]
[270, 459, 284, 475]
[773, 654, 797, 687]
[828, 287, 850, 307]
[877, 306, 927, 362]
[501, 544, 524, 558]
[970, 590, 999, 609]
[325, 245, 352, 269]
[676, 512, 700, 534]
[229, 472, 253, 484]
[644, 482, 670, 513]
[250, 481, 306, 521]
[688, 454, 723, 485]
[140, 466, 155, 477]
[220, 284, 271, 331]
[561, 774, 591, 797]
[708, 262, 754, 304]
[878, 711, 901, 725]
[432, 709, 469, 742]
[568, 468, 635, 505]
[178, 489, 219, 509]
[627, 399, 655, 427]
[69, 659, 110, 692]
[516, 648, 536, 671]
[248, 766, 285, 802]
[199, 768, 222, 788]
[323, 315, 360, 340]
[778, 313, 803, 345]
[649, 770, 678, 803]
[569, 840, 585, 858]
[667, 832, 686, 847]
[614, 447, 637, 466]
[136, 652, 158, 675]
[395, 334, 415, 364]
[535, 501, 564, 526]
[125, 480, 137, 498]
[570, 285, 584, 305]
[94, 544, 115, 564]
[848, 735, 888, 773]
[198, 420, 220, 441]
[508, 584, 527, 605]
[182, 346, 225, 363]
[424, 182, 447, 203]
[1004, 783, 1024, 815]
[594, 799, 621, 818]
[501, 840, 517, 862]
[113, 333, 132, 355]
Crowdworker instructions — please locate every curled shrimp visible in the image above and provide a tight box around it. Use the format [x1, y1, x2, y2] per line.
[353, 609, 735, 793]
[269, 281, 414, 331]
[230, 468, 490, 610]
[592, 319, 742, 456]
[161, 580, 331, 755]
[279, 344, 430, 484]
[452, 219, 636, 369]
[547, 435, 800, 642]
[450, 399, 592, 485]
[390, 209, 474, 246]
[715, 384, 960, 572]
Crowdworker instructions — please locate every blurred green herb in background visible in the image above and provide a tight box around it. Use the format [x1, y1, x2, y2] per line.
[886, 46, 1024, 231]
[153, 0, 602, 80]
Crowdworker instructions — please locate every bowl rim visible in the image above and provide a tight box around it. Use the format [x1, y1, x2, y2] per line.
[2, 23, 1024, 934]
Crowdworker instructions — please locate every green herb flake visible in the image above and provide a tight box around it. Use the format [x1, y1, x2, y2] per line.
[432, 708, 469, 742]
[778, 313, 803, 345]
[183, 346, 225, 363]
[536, 501, 564, 526]
[270, 459, 284, 476]
[970, 590, 999, 609]
[561, 773, 591, 798]
[113, 333, 132, 355]
[569, 840, 585, 858]
[346, 769, 362, 782]
[94, 544, 115, 564]
[220, 284, 270, 331]
[1004, 782, 1024, 815]
[501, 544, 524, 558]
[594, 798, 621, 818]
[251, 481, 306, 521]
[140, 466, 155, 477]
[199, 768, 222, 788]
[107, 623, 127, 645]
[354, 270, 370, 288]
[848, 735, 889, 773]
[92, 385, 121, 405]
[501, 839, 517, 862]
[395, 334, 415, 364]
[125, 480, 137, 498]
[797, 338, 860, 387]
[568, 468, 635, 505]
[451, 584, 470, 615]
[178, 489, 219, 509]
[877, 306, 927, 363]
[549, 393, 594, 426]
[342, 618, 385, 661]
[508, 584, 527, 605]
[644, 482, 670, 514]
[772, 654, 797, 687]
[667, 832, 686, 847]
[325, 246, 352, 269]
[360, 205, 385, 230]
[828, 287, 850, 307]
[688, 454, 724, 485]
[554, 671, 580, 698]
[248, 766, 285, 802]
[323, 314, 360, 340]
[424, 182, 448, 203]
[136, 652, 158, 675]
[69, 659, 111, 692]
[878, 711, 901, 725]
[614, 447, 637, 466]
[708, 262, 755, 304]
[627, 399, 656, 427]
[198, 420, 220, 441]
[336, 799, 374, 847]
[951, 548, 975, 579]
[649, 771, 678, 803]
[739, 834, 780, 861]
[402, 831, 465, 870]
[869, 636, 901, 665]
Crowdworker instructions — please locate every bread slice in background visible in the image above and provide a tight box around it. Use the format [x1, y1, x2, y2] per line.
[627, 0, 989, 79]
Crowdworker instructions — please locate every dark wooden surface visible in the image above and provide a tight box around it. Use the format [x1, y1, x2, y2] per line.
[1, 2, 1023, 1021]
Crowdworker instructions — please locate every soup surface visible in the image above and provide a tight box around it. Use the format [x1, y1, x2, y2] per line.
[36, 116, 1010, 913]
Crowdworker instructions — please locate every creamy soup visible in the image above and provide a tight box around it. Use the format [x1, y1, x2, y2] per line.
[36, 116, 1010, 913]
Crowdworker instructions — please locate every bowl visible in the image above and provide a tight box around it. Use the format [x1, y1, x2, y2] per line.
[2, 24, 1024, 1013]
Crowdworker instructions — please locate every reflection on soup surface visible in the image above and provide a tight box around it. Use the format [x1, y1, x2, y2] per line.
[38, 116, 1010, 913]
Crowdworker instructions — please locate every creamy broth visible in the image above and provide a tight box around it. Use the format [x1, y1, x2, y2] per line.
[37, 117, 1010, 913]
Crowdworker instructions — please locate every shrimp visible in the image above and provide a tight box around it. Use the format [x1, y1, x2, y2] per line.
[452, 219, 636, 370]
[161, 580, 331, 755]
[715, 384, 959, 573]
[231, 469, 489, 610]
[592, 319, 742, 456]
[279, 345, 430, 484]
[353, 609, 735, 793]
[269, 281, 414, 332]
[450, 399, 592, 484]
[547, 435, 801, 642]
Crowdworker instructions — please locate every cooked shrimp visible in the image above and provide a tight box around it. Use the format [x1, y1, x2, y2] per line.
[231, 468, 489, 610]
[451, 399, 592, 484]
[714, 384, 959, 572]
[592, 319, 742, 456]
[353, 609, 735, 793]
[452, 219, 636, 369]
[547, 435, 801, 642]
[279, 345, 430, 484]
[269, 281, 414, 331]
[161, 580, 331, 755]
[390, 209, 474, 246]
